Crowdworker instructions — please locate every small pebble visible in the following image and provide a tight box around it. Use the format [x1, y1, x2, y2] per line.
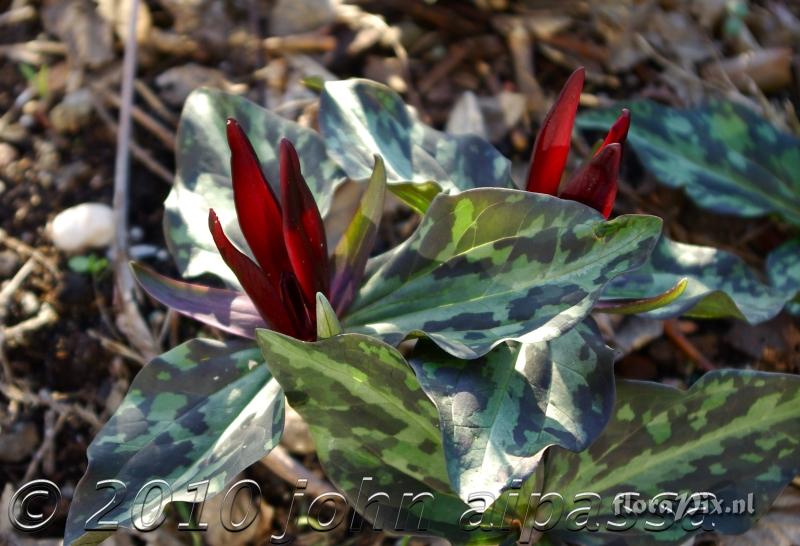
[50, 89, 94, 133]
[50, 202, 115, 253]
[129, 225, 144, 242]
[54, 161, 91, 192]
[0, 250, 21, 278]
[0, 143, 18, 169]
[19, 113, 36, 129]
[22, 99, 40, 116]
[129, 244, 159, 259]
[268, 0, 336, 37]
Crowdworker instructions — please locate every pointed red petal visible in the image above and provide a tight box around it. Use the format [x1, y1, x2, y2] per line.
[279, 139, 330, 311]
[525, 67, 585, 195]
[226, 118, 290, 289]
[208, 209, 298, 337]
[559, 143, 622, 218]
[279, 272, 316, 341]
[597, 108, 631, 153]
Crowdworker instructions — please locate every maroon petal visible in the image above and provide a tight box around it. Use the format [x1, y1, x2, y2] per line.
[226, 118, 290, 289]
[559, 143, 622, 218]
[525, 67, 585, 195]
[279, 272, 316, 341]
[279, 138, 330, 312]
[209, 209, 298, 337]
[597, 108, 631, 152]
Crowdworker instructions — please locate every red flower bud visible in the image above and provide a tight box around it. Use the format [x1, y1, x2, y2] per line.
[226, 119, 291, 292]
[208, 209, 300, 337]
[525, 67, 585, 195]
[559, 143, 622, 219]
[279, 139, 330, 313]
[597, 108, 631, 153]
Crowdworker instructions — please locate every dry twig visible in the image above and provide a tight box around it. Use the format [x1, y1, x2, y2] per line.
[0, 229, 58, 277]
[110, 0, 160, 361]
[664, 320, 716, 372]
[134, 79, 179, 126]
[93, 101, 173, 185]
[23, 409, 69, 482]
[94, 86, 177, 150]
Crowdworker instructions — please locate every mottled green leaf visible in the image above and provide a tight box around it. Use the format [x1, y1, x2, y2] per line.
[330, 156, 386, 315]
[166, 88, 346, 286]
[319, 79, 513, 193]
[255, 330, 510, 545]
[344, 188, 662, 359]
[408, 320, 614, 502]
[768, 237, 800, 315]
[602, 235, 790, 324]
[767, 238, 800, 297]
[534, 371, 800, 545]
[576, 100, 800, 226]
[66, 338, 284, 545]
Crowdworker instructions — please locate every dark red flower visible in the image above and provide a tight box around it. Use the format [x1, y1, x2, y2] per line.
[525, 67, 630, 218]
[209, 119, 331, 341]
[133, 119, 383, 341]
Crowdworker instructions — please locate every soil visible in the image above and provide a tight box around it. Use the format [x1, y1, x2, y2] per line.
[0, 1, 798, 545]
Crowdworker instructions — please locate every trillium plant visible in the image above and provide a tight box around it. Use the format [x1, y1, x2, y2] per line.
[66, 69, 800, 546]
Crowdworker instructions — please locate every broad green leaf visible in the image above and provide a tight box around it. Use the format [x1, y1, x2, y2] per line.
[343, 188, 662, 359]
[65, 339, 284, 546]
[408, 320, 614, 502]
[330, 155, 387, 315]
[131, 262, 263, 338]
[255, 330, 510, 545]
[166, 88, 346, 286]
[533, 371, 800, 545]
[576, 100, 800, 226]
[319, 79, 513, 193]
[602, 235, 790, 324]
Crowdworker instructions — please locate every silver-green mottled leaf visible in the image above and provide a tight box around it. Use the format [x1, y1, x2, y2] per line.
[408, 320, 614, 502]
[255, 330, 510, 545]
[602, 235, 790, 324]
[344, 188, 662, 359]
[65, 339, 284, 545]
[319, 79, 513, 193]
[767, 238, 800, 298]
[166, 88, 345, 286]
[577, 100, 800, 226]
[535, 371, 800, 545]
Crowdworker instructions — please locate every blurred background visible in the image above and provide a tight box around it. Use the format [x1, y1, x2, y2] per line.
[0, 1, 798, 545]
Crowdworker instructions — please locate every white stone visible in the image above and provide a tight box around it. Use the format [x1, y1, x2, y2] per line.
[50, 202, 115, 253]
